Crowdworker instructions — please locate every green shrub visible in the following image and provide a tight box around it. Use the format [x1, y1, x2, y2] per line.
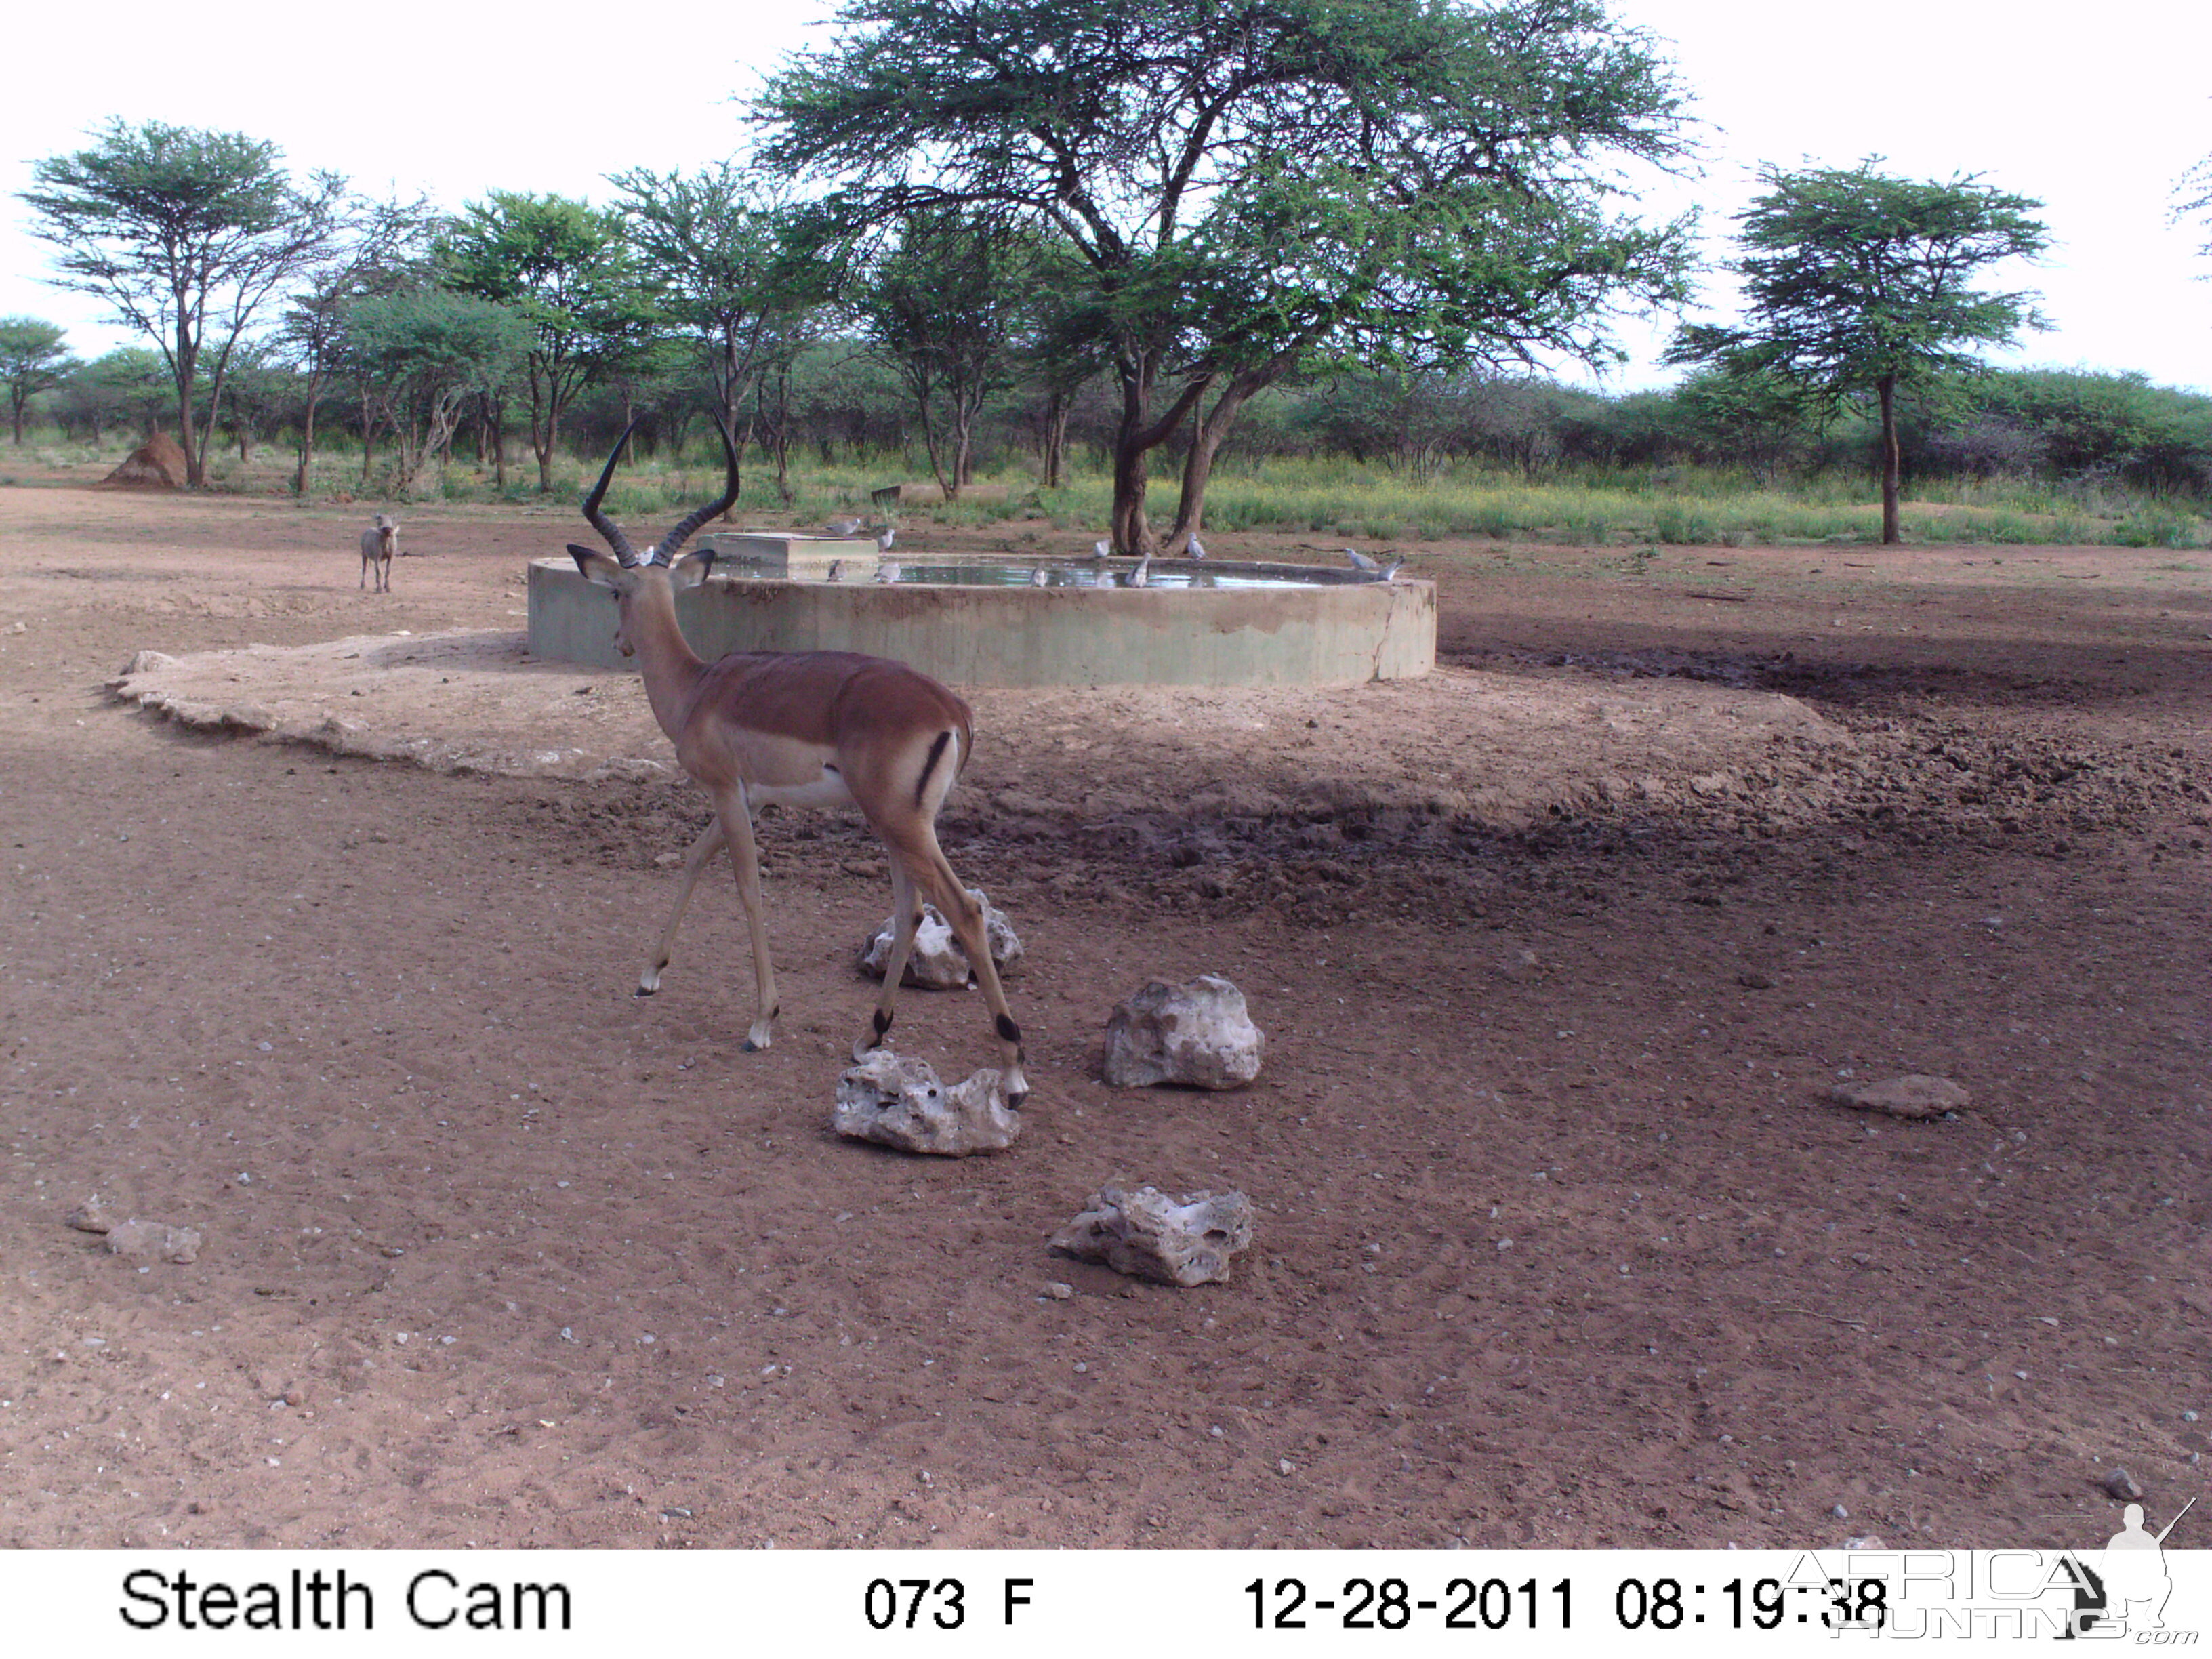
[2112, 508, 2204, 549]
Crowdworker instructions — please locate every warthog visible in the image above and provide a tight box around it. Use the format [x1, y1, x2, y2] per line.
[359, 515, 398, 592]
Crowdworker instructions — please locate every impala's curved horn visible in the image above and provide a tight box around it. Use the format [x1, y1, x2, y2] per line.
[650, 411, 742, 567]
[581, 421, 644, 567]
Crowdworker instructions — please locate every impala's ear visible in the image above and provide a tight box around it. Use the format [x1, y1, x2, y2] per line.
[569, 544, 628, 586]
[670, 546, 715, 588]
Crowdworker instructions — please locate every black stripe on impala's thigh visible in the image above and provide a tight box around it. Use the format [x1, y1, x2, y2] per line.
[913, 729, 953, 809]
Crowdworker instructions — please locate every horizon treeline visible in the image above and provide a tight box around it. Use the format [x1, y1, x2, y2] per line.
[14, 341, 2212, 508]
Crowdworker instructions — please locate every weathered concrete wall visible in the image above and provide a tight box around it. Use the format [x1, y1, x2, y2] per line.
[695, 533, 878, 579]
[526, 559, 1435, 688]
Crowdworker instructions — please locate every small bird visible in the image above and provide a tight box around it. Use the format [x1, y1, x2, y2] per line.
[1379, 559, 1405, 582]
[1126, 555, 1151, 588]
[1029, 565, 1050, 587]
[1343, 546, 1380, 573]
[1090, 538, 1111, 560]
[876, 526, 897, 553]
[875, 560, 901, 583]
[1187, 534, 1207, 559]
[824, 516, 864, 537]
[824, 559, 845, 581]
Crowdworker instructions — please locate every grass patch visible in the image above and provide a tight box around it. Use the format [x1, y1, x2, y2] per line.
[16, 432, 2207, 550]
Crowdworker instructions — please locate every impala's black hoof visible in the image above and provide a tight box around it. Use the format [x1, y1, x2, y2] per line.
[632, 986, 657, 998]
[1006, 1089, 1028, 1111]
[741, 1038, 762, 1053]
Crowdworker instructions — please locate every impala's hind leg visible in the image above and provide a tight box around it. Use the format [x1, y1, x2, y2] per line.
[637, 818, 725, 996]
[856, 857, 922, 1061]
[903, 836, 1028, 1109]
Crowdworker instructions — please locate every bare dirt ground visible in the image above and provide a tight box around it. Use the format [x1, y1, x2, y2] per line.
[1, 475, 2208, 1551]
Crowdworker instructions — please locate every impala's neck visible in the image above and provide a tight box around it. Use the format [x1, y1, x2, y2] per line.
[624, 571, 708, 739]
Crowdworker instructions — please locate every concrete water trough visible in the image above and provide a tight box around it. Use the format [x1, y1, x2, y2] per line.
[526, 550, 1435, 688]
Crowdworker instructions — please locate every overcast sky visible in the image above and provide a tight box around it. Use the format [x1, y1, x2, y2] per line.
[3, 0, 2208, 394]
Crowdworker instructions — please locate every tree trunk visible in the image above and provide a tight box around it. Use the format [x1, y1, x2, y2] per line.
[1166, 393, 1213, 551]
[1108, 349, 1156, 553]
[294, 375, 324, 496]
[1877, 374, 1901, 545]
[1166, 376, 1268, 552]
[728, 409, 754, 520]
[9, 393, 23, 444]
[171, 293, 205, 488]
[1109, 430, 1151, 553]
[1107, 347, 1212, 554]
[527, 364, 556, 493]
[1041, 387, 1069, 490]
[951, 381, 976, 491]
[906, 361, 952, 501]
[758, 370, 794, 506]
[196, 353, 237, 489]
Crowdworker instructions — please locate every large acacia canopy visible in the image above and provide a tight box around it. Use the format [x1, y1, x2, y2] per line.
[757, 0, 1696, 549]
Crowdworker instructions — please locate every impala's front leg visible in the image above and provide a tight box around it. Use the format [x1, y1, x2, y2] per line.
[636, 818, 726, 996]
[856, 857, 922, 1061]
[710, 783, 780, 1052]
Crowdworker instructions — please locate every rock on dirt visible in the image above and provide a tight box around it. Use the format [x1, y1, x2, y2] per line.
[1102, 975, 1264, 1090]
[1050, 1184, 1256, 1286]
[832, 1049, 1021, 1156]
[1824, 1074, 1971, 1120]
[111, 649, 176, 684]
[2104, 1467, 2146, 1501]
[857, 891, 1024, 989]
[103, 1219, 203, 1263]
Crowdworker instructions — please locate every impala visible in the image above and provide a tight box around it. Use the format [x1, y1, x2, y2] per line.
[567, 417, 1029, 1106]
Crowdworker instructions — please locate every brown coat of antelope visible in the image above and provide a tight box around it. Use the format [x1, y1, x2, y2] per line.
[565, 417, 1029, 1107]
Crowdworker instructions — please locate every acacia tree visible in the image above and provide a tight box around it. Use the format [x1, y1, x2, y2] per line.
[213, 337, 291, 464]
[0, 318, 79, 443]
[1671, 365, 1816, 483]
[280, 194, 434, 493]
[1666, 161, 2049, 544]
[759, 0, 1693, 552]
[857, 211, 1034, 497]
[340, 289, 530, 494]
[2177, 152, 2212, 266]
[438, 193, 651, 491]
[608, 163, 827, 510]
[1021, 244, 1112, 489]
[20, 121, 345, 486]
[55, 348, 169, 444]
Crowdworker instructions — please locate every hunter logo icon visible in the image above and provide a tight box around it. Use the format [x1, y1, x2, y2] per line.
[2064, 1494, 2194, 1638]
[2102, 1497, 2192, 1633]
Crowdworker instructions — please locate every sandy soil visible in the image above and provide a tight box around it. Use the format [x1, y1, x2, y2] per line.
[1, 476, 2208, 1551]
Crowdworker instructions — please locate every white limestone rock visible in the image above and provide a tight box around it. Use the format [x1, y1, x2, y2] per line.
[1102, 975, 1263, 1090]
[1050, 1184, 1256, 1287]
[103, 1218, 203, 1263]
[832, 1049, 1021, 1156]
[111, 649, 177, 686]
[858, 890, 1024, 989]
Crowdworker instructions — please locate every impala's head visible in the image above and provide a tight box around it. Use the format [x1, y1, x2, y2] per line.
[569, 414, 741, 656]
